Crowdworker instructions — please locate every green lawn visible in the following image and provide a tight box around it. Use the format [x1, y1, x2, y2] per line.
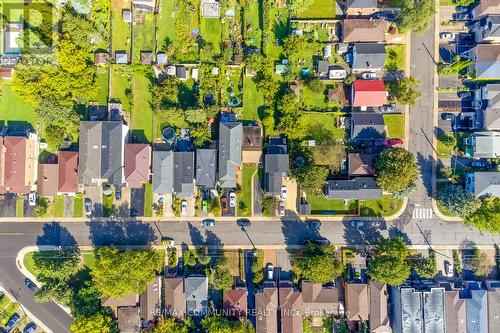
[437, 131, 455, 158]
[295, 0, 336, 18]
[201, 18, 222, 55]
[0, 83, 36, 125]
[383, 114, 405, 139]
[102, 193, 114, 217]
[359, 195, 404, 217]
[242, 76, 264, 121]
[110, 65, 132, 113]
[132, 12, 156, 64]
[222, 68, 243, 106]
[301, 84, 343, 111]
[0, 299, 19, 327]
[131, 72, 153, 142]
[16, 198, 23, 217]
[307, 192, 358, 215]
[157, 0, 177, 51]
[264, 6, 287, 59]
[95, 66, 109, 105]
[144, 182, 153, 217]
[385, 45, 406, 71]
[73, 194, 83, 218]
[54, 195, 64, 218]
[111, 0, 131, 54]
[238, 165, 257, 217]
[81, 253, 96, 270]
[439, 0, 455, 6]
[244, 1, 262, 48]
[301, 113, 346, 141]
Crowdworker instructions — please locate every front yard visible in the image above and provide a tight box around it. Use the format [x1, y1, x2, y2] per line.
[383, 114, 405, 139]
[238, 165, 257, 217]
[385, 45, 406, 71]
[359, 195, 404, 217]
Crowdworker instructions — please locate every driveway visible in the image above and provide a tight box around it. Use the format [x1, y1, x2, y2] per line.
[85, 186, 102, 218]
[221, 191, 235, 217]
[130, 188, 145, 217]
[23, 197, 34, 217]
[64, 196, 73, 217]
[114, 187, 131, 217]
[0, 193, 17, 217]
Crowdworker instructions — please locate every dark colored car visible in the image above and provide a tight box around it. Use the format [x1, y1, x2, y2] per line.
[372, 10, 398, 21]
[453, 13, 470, 21]
[237, 218, 251, 228]
[24, 278, 37, 292]
[5, 313, 20, 333]
[380, 104, 395, 113]
[220, 196, 228, 211]
[23, 323, 37, 333]
[306, 219, 321, 229]
[201, 219, 216, 228]
[115, 187, 122, 200]
[441, 113, 455, 121]
[304, 238, 330, 246]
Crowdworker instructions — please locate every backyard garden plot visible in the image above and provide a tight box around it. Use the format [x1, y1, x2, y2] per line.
[131, 71, 154, 142]
[242, 75, 264, 121]
[111, 0, 132, 54]
[295, 0, 336, 19]
[243, 0, 262, 50]
[200, 18, 222, 55]
[132, 11, 156, 64]
[157, 0, 177, 52]
[301, 81, 345, 111]
[0, 82, 35, 125]
[162, 0, 199, 62]
[221, 67, 243, 107]
[263, 4, 288, 59]
[301, 112, 345, 141]
[110, 65, 133, 113]
[90, 0, 111, 51]
[95, 66, 109, 105]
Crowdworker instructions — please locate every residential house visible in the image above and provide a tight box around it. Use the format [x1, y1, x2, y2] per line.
[223, 288, 248, 318]
[470, 44, 500, 79]
[58, 151, 79, 195]
[242, 126, 263, 164]
[101, 293, 139, 313]
[474, 84, 500, 130]
[139, 276, 160, 322]
[164, 277, 186, 319]
[173, 151, 195, 197]
[37, 163, 58, 197]
[278, 282, 303, 333]
[264, 136, 289, 196]
[152, 151, 173, 194]
[348, 153, 376, 177]
[345, 0, 377, 16]
[422, 288, 446, 333]
[465, 171, 500, 197]
[117, 306, 140, 333]
[352, 44, 386, 72]
[0, 133, 38, 194]
[369, 281, 392, 333]
[471, 15, 500, 43]
[472, 0, 500, 19]
[444, 290, 467, 333]
[352, 80, 387, 109]
[124, 144, 151, 188]
[350, 113, 387, 141]
[464, 282, 488, 333]
[78, 121, 128, 186]
[345, 283, 369, 321]
[464, 131, 500, 158]
[301, 281, 338, 319]
[325, 177, 382, 200]
[218, 121, 243, 189]
[185, 276, 208, 317]
[342, 19, 386, 43]
[255, 284, 278, 333]
[486, 280, 500, 333]
[195, 149, 217, 189]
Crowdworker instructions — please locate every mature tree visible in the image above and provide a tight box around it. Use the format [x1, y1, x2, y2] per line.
[196, 245, 212, 266]
[367, 236, 411, 285]
[254, 57, 280, 101]
[397, 0, 436, 33]
[287, 0, 314, 14]
[213, 257, 234, 291]
[470, 249, 493, 277]
[392, 181, 417, 199]
[183, 249, 197, 267]
[282, 35, 308, 59]
[313, 141, 345, 173]
[375, 148, 418, 193]
[252, 249, 264, 286]
[201, 316, 254, 333]
[33, 197, 50, 218]
[454, 0, 475, 5]
[190, 124, 211, 148]
[277, 93, 304, 139]
[306, 79, 324, 94]
[152, 77, 179, 111]
[387, 76, 422, 106]
[152, 318, 190, 333]
[437, 184, 482, 217]
[409, 250, 437, 278]
[92, 247, 163, 297]
[34, 280, 74, 304]
[70, 280, 102, 318]
[465, 198, 500, 234]
[293, 243, 343, 284]
[291, 164, 329, 194]
[70, 312, 118, 333]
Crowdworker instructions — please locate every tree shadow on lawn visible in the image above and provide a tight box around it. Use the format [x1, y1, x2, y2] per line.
[87, 218, 157, 246]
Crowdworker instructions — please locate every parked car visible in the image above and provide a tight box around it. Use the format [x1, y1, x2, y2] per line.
[84, 198, 92, 217]
[24, 278, 37, 292]
[444, 260, 454, 277]
[457, 91, 471, 98]
[440, 32, 454, 41]
[372, 10, 397, 21]
[350, 220, 364, 228]
[115, 187, 121, 200]
[201, 219, 216, 228]
[304, 238, 330, 245]
[306, 219, 321, 229]
[220, 196, 228, 211]
[379, 104, 395, 113]
[361, 72, 377, 79]
[387, 138, 404, 146]
[280, 186, 287, 201]
[453, 13, 470, 21]
[456, 6, 469, 14]
[471, 160, 486, 168]
[23, 322, 36, 333]
[161, 237, 175, 247]
[229, 192, 236, 207]
[28, 192, 36, 207]
[5, 313, 20, 333]
[441, 113, 455, 121]
[338, 301, 345, 317]
[267, 264, 274, 280]
[236, 218, 251, 228]
[202, 200, 208, 212]
[278, 201, 285, 217]
[180, 200, 188, 215]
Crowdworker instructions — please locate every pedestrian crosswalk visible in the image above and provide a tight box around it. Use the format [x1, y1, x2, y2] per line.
[412, 208, 433, 219]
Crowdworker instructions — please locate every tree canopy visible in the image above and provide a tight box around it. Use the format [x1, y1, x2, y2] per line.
[396, 0, 436, 33]
[293, 243, 343, 284]
[375, 148, 418, 193]
[92, 247, 163, 297]
[70, 312, 118, 333]
[470, 249, 493, 277]
[367, 236, 411, 285]
[277, 92, 305, 139]
[213, 257, 234, 291]
[152, 318, 190, 333]
[201, 316, 255, 333]
[291, 164, 329, 194]
[437, 184, 482, 217]
[464, 198, 500, 234]
[387, 76, 422, 106]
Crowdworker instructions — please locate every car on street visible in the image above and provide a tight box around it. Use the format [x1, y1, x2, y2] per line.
[220, 196, 228, 212]
[304, 238, 330, 245]
[236, 218, 251, 228]
[180, 200, 188, 215]
[281, 186, 287, 201]
[471, 160, 486, 168]
[441, 113, 455, 121]
[201, 219, 216, 228]
[278, 201, 285, 217]
[361, 72, 377, 80]
[379, 104, 395, 113]
[24, 278, 37, 292]
[453, 13, 470, 21]
[372, 10, 397, 21]
[161, 237, 175, 247]
[5, 313, 20, 333]
[23, 323, 37, 333]
[306, 219, 321, 229]
[440, 32, 454, 41]
[229, 192, 236, 207]
[387, 138, 404, 146]
[84, 198, 92, 217]
[28, 192, 36, 206]
[350, 220, 365, 228]
[267, 264, 274, 280]
[444, 261, 454, 277]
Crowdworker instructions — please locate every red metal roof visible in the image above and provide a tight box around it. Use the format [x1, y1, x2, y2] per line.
[58, 151, 78, 193]
[352, 80, 387, 107]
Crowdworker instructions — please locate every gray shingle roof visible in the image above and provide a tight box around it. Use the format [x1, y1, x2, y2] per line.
[264, 154, 289, 195]
[78, 121, 126, 186]
[218, 122, 242, 189]
[466, 290, 488, 333]
[152, 151, 173, 194]
[475, 44, 500, 79]
[473, 172, 500, 197]
[196, 149, 217, 188]
[173, 151, 194, 197]
[185, 276, 208, 317]
[351, 113, 386, 141]
[423, 288, 445, 333]
[353, 44, 386, 70]
[325, 177, 382, 200]
[471, 131, 500, 158]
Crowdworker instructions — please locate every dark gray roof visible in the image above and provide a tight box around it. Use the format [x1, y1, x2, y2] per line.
[264, 154, 289, 195]
[350, 113, 386, 141]
[473, 172, 500, 197]
[316, 60, 330, 74]
[173, 151, 194, 197]
[218, 122, 243, 189]
[152, 151, 173, 194]
[196, 149, 217, 188]
[78, 121, 126, 185]
[353, 44, 386, 70]
[185, 276, 208, 317]
[325, 177, 382, 200]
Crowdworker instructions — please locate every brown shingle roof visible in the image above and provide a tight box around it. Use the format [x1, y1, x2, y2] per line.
[474, 0, 500, 18]
[301, 281, 338, 315]
[164, 277, 186, 319]
[58, 151, 78, 193]
[348, 153, 376, 176]
[0, 137, 29, 194]
[37, 163, 58, 196]
[342, 19, 386, 43]
[279, 287, 303, 333]
[140, 276, 160, 322]
[117, 306, 140, 333]
[101, 293, 139, 310]
[124, 144, 151, 188]
[223, 289, 248, 318]
[242, 126, 263, 151]
[369, 281, 392, 332]
[444, 290, 466, 333]
[346, 283, 369, 321]
[255, 286, 278, 333]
